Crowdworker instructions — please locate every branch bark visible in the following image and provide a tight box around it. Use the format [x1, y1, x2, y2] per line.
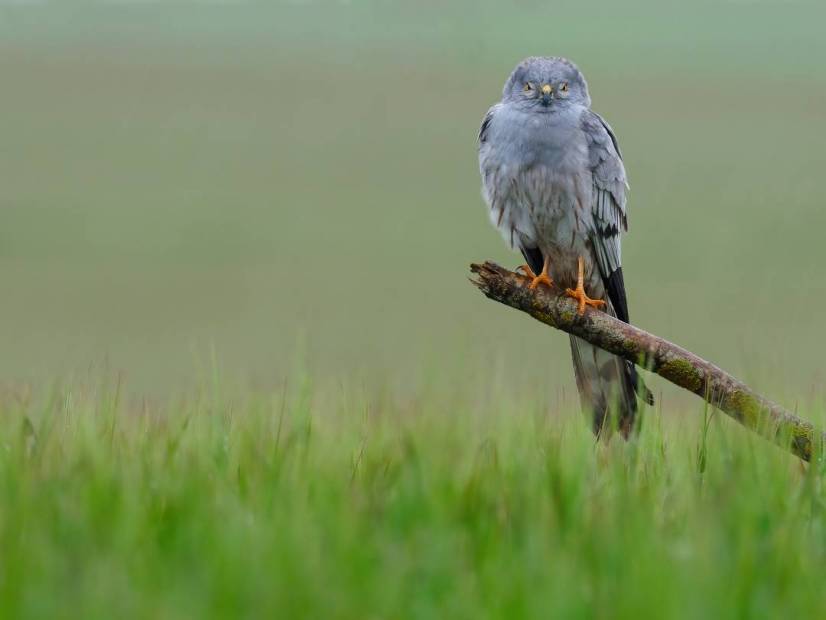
[470, 261, 825, 462]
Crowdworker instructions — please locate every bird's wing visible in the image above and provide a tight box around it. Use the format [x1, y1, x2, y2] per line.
[478, 104, 498, 146]
[582, 110, 630, 322]
[580, 110, 653, 409]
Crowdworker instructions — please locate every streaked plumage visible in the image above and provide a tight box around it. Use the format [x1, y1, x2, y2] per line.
[478, 57, 651, 437]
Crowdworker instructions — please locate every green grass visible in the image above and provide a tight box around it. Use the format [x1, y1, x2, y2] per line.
[2, 379, 825, 619]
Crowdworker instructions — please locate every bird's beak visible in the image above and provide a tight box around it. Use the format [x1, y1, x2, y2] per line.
[540, 84, 553, 106]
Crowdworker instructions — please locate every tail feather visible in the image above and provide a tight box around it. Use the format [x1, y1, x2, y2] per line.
[521, 246, 652, 437]
[575, 265, 653, 438]
[570, 335, 639, 438]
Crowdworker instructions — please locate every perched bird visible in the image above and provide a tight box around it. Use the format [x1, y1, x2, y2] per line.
[478, 56, 652, 437]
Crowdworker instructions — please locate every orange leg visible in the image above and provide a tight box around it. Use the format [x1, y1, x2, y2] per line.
[565, 256, 606, 315]
[517, 255, 553, 290]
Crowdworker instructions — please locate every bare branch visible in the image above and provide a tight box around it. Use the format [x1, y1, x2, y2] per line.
[470, 261, 825, 462]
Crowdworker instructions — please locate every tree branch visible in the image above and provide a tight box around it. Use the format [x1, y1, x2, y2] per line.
[470, 261, 825, 462]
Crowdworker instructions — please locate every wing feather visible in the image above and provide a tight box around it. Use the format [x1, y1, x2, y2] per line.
[581, 110, 653, 407]
[582, 110, 628, 309]
[478, 105, 498, 146]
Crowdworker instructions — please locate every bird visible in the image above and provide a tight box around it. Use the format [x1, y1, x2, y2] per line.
[477, 56, 652, 438]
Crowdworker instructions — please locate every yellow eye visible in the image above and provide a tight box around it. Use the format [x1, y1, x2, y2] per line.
[523, 82, 534, 92]
[560, 82, 569, 92]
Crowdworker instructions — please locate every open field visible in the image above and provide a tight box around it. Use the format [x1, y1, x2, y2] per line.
[2, 1, 826, 617]
[2, 382, 825, 619]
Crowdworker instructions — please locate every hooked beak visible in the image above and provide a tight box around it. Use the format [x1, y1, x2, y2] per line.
[540, 84, 553, 106]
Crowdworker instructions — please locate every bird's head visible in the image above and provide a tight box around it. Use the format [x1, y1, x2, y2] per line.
[501, 56, 590, 112]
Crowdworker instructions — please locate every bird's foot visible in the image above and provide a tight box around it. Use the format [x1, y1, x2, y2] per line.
[516, 264, 553, 290]
[516, 264, 538, 279]
[566, 287, 606, 315]
[565, 256, 606, 315]
[565, 285, 606, 315]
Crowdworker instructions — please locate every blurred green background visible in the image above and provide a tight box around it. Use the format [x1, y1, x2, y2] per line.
[1, 0, 825, 405]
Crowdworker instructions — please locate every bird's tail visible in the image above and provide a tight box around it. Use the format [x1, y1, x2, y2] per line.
[569, 332, 653, 439]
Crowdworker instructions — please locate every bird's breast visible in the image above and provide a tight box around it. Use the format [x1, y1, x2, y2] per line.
[521, 167, 594, 273]
[480, 105, 593, 259]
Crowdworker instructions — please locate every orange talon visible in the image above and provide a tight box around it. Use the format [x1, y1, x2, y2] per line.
[565, 256, 606, 315]
[518, 255, 553, 290]
[516, 264, 538, 280]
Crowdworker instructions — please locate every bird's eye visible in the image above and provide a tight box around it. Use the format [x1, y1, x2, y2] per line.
[523, 82, 534, 92]
[560, 82, 569, 92]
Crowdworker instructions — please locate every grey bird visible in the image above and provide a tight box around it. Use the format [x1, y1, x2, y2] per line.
[478, 56, 652, 437]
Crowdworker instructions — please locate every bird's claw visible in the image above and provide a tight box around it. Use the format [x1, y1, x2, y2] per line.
[529, 273, 554, 290]
[565, 286, 606, 315]
[517, 264, 553, 290]
[516, 264, 537, 279]
[563, 255, 605, 315]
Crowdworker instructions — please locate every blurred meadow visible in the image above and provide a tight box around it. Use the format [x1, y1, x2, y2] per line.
[2, 1, 826, 617]
[2, 0, 826, 402]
